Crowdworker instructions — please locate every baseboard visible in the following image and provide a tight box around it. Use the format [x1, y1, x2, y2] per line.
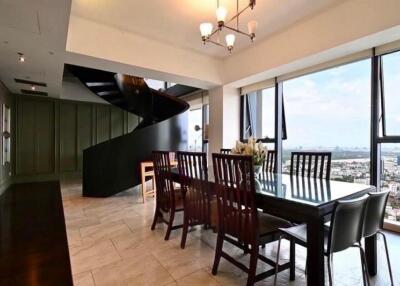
[13, 174, 60, 184]
[12, 172, 83, 184]
[60, 172, 82, 181]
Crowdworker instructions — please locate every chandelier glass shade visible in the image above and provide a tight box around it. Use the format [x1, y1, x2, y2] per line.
[199, 0, 257, 53]
[200, 23, 213, 38]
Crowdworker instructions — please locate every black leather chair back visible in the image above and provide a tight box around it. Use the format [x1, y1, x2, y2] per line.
[328, 195, 368, 254]
[362, 190, 390, 238]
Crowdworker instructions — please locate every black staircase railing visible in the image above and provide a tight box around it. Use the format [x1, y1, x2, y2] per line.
[69, 65, 190, 197]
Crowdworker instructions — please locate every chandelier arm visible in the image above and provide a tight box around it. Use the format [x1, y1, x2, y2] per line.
[209, 28, 220, 38]
[223, 25, 253, 39]
[225, 4, 252, 26]
[205, 38, 227, 48]
[236, 0, 239, 30]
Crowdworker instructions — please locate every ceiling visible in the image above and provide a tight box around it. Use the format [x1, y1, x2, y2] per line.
[71, 0, 346, 57]
[0, 0, 397, 100]
[0, 0, 71, 97]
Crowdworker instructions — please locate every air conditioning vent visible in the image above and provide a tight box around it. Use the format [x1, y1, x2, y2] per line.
[20, 89, 48, 96]
[14, 78, 47, 87]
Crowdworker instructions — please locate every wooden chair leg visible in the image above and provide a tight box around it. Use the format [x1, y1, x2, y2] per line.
[212, 233, 224, 275]
[181, 214, 189, 249]
[164, 209, 175, 241]
[246, 246, 258, 286]
[274, 236, 284, 286]
[151, 207, 160, 230]
[289, 238, 296, 281]
[141, 165, 146, 203]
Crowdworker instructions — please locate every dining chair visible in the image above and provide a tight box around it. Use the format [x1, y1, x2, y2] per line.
[151, 151, 184, 240]
[176, 151, 216, 249]
[220, 148, 231, 154]
[290, 151, 332, 180]
[362, 190, 393, 286]
[274, 195, 369, 286]
[212, 153, 293, 286]
[263, 150, 276, 173]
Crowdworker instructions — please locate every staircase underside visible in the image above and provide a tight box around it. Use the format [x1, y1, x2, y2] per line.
[68, 65, 192, 197]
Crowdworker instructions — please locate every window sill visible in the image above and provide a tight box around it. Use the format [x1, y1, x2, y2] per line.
[384, 220, 400, 233]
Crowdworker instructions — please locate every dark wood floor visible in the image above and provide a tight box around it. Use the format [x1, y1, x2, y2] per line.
[0, 181, 73, 286]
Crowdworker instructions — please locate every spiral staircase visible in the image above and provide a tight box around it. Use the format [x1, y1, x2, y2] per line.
[69, 65, 193, 197]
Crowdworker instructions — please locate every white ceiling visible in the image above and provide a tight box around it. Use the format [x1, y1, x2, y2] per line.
[0, 0, 398, 100]
[71, 0, 346, 57]
[0, 0, 71, 97]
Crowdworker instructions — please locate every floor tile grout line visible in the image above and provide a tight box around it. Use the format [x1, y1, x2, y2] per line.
[150, 252, 178, 284]
[90, 271, 96, 286]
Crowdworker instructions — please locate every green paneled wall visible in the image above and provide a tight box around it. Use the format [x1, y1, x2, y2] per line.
[77, 104, 93, 172]
[60, 102, 77, 172]
[14, 95, 139, 182]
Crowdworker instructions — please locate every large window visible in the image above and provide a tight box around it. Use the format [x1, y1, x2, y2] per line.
[238, 46, 400, 231]
[242, 87, 275, 140]
[282, 59, 371, 183]
[379, 51, 400, 225]
[381, 51, 400, 135]
[381, 144, 400, 223]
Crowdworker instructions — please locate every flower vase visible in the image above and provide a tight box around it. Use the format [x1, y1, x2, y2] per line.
[254, 164, 262, 177]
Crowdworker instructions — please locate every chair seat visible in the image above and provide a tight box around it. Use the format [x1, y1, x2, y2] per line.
[259, 212, 292, 236]
[279, 224, 329, 253]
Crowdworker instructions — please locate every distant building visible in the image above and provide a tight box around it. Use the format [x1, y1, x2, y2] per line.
[354, 178, 369, 185]
[388, 183, 398, 196]
[397, 155, 400, 166]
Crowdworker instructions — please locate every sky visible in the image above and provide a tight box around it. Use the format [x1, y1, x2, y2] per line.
[264, 52, 400, 150]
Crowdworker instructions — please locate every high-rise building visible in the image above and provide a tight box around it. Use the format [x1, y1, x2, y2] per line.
[397, 155, 400, 166]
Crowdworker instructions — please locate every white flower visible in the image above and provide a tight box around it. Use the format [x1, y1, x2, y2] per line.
[231, 138, 268, 166]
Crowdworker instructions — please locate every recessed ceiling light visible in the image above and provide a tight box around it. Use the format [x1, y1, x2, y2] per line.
[3, 41, 8, 44]
[49, 51, 54, 55]
[18, 52, 25, 63]
[31, 85, 36, 91]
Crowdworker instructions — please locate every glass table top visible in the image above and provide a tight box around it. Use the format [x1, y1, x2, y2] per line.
[171, 167, 375, 208]
[254, 172, 374, 207]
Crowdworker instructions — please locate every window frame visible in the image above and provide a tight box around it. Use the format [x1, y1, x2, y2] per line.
[239, 46, 400, 232]
[240, 89, 287, 143]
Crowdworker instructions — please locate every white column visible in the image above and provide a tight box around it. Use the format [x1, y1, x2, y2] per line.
[208, 85, 240, 162]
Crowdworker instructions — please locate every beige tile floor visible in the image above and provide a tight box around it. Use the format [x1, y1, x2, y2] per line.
[61, 178, 400, 286]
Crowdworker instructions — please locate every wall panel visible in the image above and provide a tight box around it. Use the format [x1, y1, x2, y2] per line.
[77, 104, 92, 171]
[60, 102, 77, 172]
[16, 99, 35, 175]
[96, 106, 111, 143]
[34, 101, 55, 174]
[127, 112, 139, 133]
[14, 95, 138, 181]
[111, 108, 124, 138]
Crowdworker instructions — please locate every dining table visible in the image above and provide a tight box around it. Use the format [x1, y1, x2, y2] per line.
[169, 168, 377, 286]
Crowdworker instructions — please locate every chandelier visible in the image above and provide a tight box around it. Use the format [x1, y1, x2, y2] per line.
[199, 0, 257, 53]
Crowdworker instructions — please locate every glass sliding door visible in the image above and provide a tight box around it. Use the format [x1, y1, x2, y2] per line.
[282, 59, 371, 182]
